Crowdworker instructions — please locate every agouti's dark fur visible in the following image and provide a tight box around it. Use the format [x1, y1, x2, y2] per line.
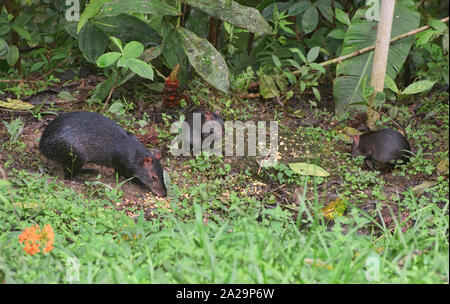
[39, 111, 167, 197]
[352, 128, 411, 173]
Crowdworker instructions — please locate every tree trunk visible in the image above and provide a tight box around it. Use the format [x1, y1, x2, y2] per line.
[367, 0, 395, 130]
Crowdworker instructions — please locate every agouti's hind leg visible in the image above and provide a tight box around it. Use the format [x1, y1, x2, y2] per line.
[377, 161, 393, 174]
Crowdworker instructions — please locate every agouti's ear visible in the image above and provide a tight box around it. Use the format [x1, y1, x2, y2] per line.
[214, 110, 220, 116]
[204, 111, 213, 120]
[353, 135, 360, 146]
[155, 152, 162, 160]
[143, 157, 153, 166]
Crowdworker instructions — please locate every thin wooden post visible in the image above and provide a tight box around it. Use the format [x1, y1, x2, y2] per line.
[367, 0, 396, 130]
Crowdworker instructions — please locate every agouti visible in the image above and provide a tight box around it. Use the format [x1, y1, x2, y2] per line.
[183, 109, 224, 155]
[352, 128, 411, 173]
[39, 111, 167, 197]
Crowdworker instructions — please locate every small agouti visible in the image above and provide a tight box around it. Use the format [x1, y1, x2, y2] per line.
[39, 111, 167, 197]
[183, 109, 224, 154]
[352, 128, 411, 173]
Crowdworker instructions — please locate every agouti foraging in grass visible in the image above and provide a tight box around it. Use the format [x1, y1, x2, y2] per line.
[39, 111, 167, 197]
[183, 109, 225, 155]
[352, 128, 411, 173]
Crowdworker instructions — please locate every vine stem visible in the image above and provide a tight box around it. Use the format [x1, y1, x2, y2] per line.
[102, 71, 120, 113]
[318, 16, 449, 68]
[242, 16, 449, 92]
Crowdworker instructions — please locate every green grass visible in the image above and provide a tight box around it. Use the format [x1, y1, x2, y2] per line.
[0, 168, 448, 283]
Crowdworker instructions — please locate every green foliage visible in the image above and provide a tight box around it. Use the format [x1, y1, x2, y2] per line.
[247, 3, 327, 102]
[333, 0, 420, 115]
[0, 11, 32, 66]
[70, 0, 271, 98]
[411, 18, 449, 86]
[1, 168, 447, 283]
[89, 36, 157, 99]
[0, 1, 74, 70]
[77, 0, 109, 33]
[78, 22, 108, 63]
[2, 118, 25, 150]
[94, 14, 162, 47]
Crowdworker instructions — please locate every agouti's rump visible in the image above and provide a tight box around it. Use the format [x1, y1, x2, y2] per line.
[39, 111, 167, 197]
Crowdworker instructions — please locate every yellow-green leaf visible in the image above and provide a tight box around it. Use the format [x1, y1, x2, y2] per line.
[0, 98, 34, 110]
[437, 159, 449, 175]
[412, 181, 437, 193]
[289, 162, 330, 177]
[321, 197, 347, 220]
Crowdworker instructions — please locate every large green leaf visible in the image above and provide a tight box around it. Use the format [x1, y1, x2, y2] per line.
[185, 0, 271, 35]
[288, 163, 330, 177]
[288, 1, 311, 16]
[301, 5, 318, 34]
[126, 59, 154, 80]
[400, 80, 436, 95]
[13, 26, 31, 41]
[77, 0, 108, 33]
[123, 41, 144, 59]
[333, 1, 420, 114]
[316, 0, 333, 23]
[0, 24, 11, 36]
[12, 13, 32, 28]
[335, 8, 350, 26]
[78, 22, 108, 63]
[6, 45, 19, 66]
[96, 51, 121, 68]
[177, 27, 230, 94]
[64, 21, 78, 39]
[94, 14, 162, 46]
[307, 46, 320, 62]
[0, 37, 8, 57]
[259, 74, 279, 99]
[116, 46, 164, 88]
[163, 29, 186, 69]
[96, 0, 179, 18]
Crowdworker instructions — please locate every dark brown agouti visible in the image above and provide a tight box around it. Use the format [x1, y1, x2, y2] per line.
[352, 128, 411, 173]
[39, 111, 167, 197]
[184, 109, 225, 155]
